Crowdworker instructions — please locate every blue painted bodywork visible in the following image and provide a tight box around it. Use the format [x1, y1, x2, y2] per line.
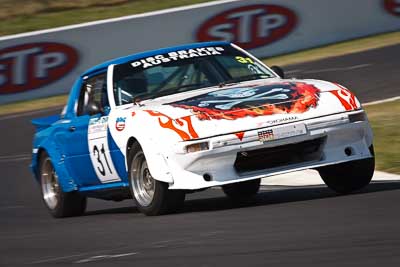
[107, 129, 127, 180]
[31, 115, 60, 131]
[31, 41, 230, 198]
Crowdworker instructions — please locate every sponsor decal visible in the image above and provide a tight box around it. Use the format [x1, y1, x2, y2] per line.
[89, 116, 108, 125]
[172, 82, 320, 120]
[258, 129, 274, 142]
[196, 5, 297, 49]
[115, 117, 126, 131]
[0, 42, 79, 94]
[258, 123, 306, 143]
[259, 116, 299, 127]
[235, 131, 245, 141]
[131, 47, 224, 69]
[384, 0, 400, 16]
[88, 117, 108, 134]
[144, 110, 199, 141]
[330, 84, 358, 111]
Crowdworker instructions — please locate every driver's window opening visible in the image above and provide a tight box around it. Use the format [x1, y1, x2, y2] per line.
[77, 73, 108, 116]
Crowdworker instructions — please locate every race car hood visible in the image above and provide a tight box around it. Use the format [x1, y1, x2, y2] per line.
[132, 78, 361, 141]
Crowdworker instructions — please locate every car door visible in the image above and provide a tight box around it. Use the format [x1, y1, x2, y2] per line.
[62, 73, 121, 187]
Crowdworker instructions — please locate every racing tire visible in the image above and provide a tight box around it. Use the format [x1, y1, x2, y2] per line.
[222, 179, 261, 201]
[128, 143, 185, 216]
[318, 155, 375, 194]
[39, 152, 87, 218]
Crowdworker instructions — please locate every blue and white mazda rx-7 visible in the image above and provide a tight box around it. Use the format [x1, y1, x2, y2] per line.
[31, 42, 375, 217]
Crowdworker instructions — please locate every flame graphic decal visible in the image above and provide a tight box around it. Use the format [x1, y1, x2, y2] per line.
[330, 83, 358, 111]
[172, 82, 320, 120]
[145, 110, 199, 141]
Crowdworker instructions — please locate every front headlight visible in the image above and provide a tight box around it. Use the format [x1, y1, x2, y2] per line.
[186, 142, 209, 153]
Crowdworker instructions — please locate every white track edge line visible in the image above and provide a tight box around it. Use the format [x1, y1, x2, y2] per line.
[363, 96, 400, 106]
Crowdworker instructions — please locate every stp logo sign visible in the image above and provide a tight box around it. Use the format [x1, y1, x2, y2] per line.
[384, 0, 400, 16]
[0, 42, 78, 94]
[196, 4, 297, 49]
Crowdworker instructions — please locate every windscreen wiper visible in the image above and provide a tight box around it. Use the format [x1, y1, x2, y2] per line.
[164, 82, 218, 92]
[137, 83, 216, 102]
[218, 73, 272, 87]
[133, 90, 182, 103]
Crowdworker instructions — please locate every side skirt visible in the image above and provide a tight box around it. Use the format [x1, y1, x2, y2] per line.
[79, 182, 131, 201]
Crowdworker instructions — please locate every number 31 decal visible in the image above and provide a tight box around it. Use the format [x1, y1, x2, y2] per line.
[88, 116, 121, 183]
[93, 143, 113, 176]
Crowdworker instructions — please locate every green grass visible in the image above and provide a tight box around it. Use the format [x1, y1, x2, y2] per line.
[0, 95, 68, 115]
[0, 0, 214, 36]
[263, 31, 400, 66]
[364, 100, 400, 174]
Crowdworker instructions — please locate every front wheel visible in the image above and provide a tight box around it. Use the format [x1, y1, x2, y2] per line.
[39, 152, 86, 218]
[128, 143, 185, 216]
[318, 157, 375, 194]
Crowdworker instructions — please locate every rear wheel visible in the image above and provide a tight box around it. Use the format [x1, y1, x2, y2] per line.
[39, 152, 86, 218]
[318, 156, 375, 194]
[222, 179, 261, 201]
[128, 143, 185, 216]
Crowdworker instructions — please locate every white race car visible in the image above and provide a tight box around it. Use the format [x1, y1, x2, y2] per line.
[31, 42, 374, 217]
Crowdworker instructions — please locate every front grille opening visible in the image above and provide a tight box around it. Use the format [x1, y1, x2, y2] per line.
[234, 137, 325, 174]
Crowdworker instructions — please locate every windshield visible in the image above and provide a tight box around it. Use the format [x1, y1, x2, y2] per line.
[112, 45, 275, 106]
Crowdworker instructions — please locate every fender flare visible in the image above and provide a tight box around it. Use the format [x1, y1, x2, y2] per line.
[125, 136, 174, 184]
[33, 140, 78, 193]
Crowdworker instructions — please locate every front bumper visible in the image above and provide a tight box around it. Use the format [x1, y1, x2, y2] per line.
[165, 111, 373, 190]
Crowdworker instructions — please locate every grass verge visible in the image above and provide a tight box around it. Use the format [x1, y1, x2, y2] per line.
[364, 100, 400, 175]
[263, 31, 400, 66]
[0, 95, 68, 116]
[0, 0, 213, 36]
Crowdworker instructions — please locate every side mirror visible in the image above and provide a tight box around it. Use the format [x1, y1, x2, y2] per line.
[87, 100, 103, 116]
[271, 65, 285, 79]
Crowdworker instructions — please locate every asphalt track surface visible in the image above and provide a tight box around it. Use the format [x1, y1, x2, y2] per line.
[1, 44, 400, 267]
